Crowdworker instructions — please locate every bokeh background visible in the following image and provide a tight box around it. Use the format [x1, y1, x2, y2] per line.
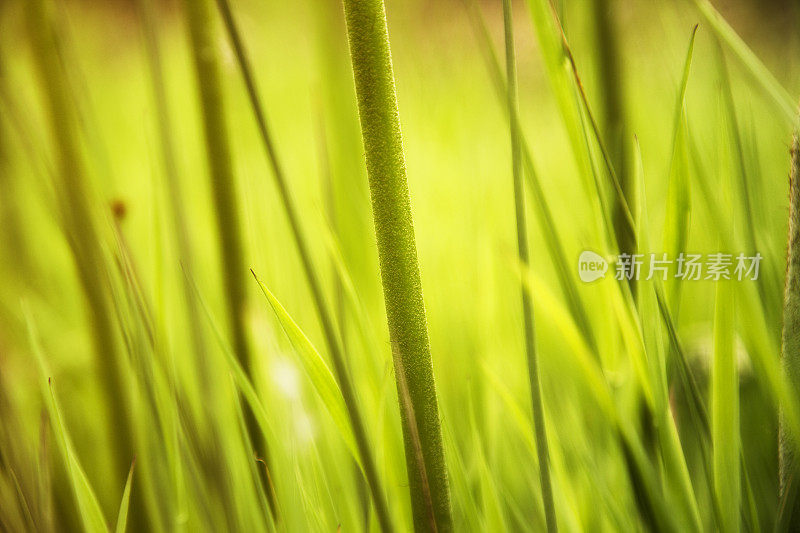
[1, 0, 799, 530]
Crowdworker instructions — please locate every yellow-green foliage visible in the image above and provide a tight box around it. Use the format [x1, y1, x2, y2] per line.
[341, 0, 452, 530]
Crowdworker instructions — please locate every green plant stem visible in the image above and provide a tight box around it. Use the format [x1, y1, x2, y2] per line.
[340, 0, 452, 530]
[501, 1, 557, 532]
[213, 0, 393, 530]
[27, 0, 134, 483]
[781, 133, 800, 513]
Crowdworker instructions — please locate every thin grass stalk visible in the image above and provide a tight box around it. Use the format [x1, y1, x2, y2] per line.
[212, 1, 394, 530]
[464, 0, 597, 356]
[501, 1, 557, 531]
[691, 0, 795, 122]
[780, 132, 800, 517]
[27, 0, 134, 486]
[340, 0, 452, 530]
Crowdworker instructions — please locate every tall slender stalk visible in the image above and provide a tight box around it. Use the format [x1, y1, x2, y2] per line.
[340, 0, 452, 530]
[464, 0, 597, 356]
[212, 1, 394, 530]
[501, 1, 557, 531]
[780, 133, 800, 516]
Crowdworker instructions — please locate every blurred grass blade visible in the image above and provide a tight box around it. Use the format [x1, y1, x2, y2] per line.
[637, 132, 710, 439]
[523, 0, 595, 190]
[631, 140, 703, 532]
[26, 310, 109, 533]
[45, 381, 109, 533]
[250, 270, 361, 469]
[711, 280, 739, 532]
[690, 0, 795, 122]
[662, 26, 697, 313]
[229, 378, 279, 532]
[183, 0, 253, 392]
[134, 0, 212, 390]
[27, 0, 134, 480]
[590, 0, 634, 260]
[114, 460, 136, 533]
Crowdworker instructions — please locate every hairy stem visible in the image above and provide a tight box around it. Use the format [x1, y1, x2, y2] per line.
[340, 0, 452, 530]
[781, 134, 800, 511]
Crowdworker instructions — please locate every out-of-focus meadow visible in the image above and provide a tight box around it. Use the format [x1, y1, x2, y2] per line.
[1, 0, 799, 530]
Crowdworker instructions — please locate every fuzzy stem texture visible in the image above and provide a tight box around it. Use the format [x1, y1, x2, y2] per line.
[781, 134, 800, 509]
[341, 0, 452, 530]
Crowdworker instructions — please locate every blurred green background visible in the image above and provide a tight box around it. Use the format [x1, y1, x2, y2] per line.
[1, 0, 799, 530]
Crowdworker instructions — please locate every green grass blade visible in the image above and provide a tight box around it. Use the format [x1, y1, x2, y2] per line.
[631, 139, 703, 532]
[781, 133, 800, 514]
[464, 0, 597, 355]
[229, 379, 279, 532]
[662, 27, 698, 313]
[523, 0, 595, 191]
[711, 280, 739, 532]
[114, 460, 136, 533]
[26, 311, 109, 533]
[182, 0, 252, 381]
[690, 0, 796, 122]
[213, 2, 394, 529]
[135, 0, 212, 392]
[250, 271, 361, 470]
[590, 0, 633, 260]
[27, 0, 135, 480]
